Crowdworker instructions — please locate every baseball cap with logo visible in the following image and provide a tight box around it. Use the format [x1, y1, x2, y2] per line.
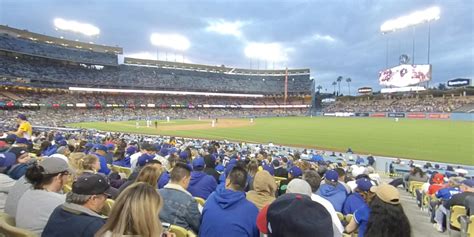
[370, 184, 400, 205]
[264, 193, 333, 237]
[40, 157, 73, 174]
[356, 178, 373, 192]
[192, 157, 205, 169]
[289, 166, 303, 178]
[72, 174, 113, 197]
[9, 147, 28, 159]
[324, 170, 339, 183]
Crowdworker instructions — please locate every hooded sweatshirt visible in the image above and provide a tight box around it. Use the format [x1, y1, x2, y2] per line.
[200, 185, 259, 237]
[316, 183, 347, 212]
[187, 171, 217, 200]
[246, 171, 277, 210]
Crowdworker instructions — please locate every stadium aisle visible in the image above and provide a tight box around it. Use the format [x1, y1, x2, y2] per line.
[399, 188, 448, 237]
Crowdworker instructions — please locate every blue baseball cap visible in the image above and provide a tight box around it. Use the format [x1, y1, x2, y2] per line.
[215, 164, 225, 173]
[106, 144, 115, 150]
[17, 114, 27, 121]
[192, 157, 205, 169]
[137, 153, 155, 167]
[126, 146, 137, 155]
[263, 164, 275, 176]
[289, 166, 303, 178]
[95, 145, 108, 152]
[356, 178, 373, 191]
[324, 170, 339, 182]
[57, 140, 67, 147]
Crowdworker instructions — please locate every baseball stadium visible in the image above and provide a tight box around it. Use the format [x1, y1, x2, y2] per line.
[0, 1, 473, 237]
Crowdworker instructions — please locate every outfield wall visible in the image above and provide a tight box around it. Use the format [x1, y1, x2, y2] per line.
[322, 112, 473, 121]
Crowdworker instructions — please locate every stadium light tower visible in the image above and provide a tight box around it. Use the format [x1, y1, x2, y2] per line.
[380, 6, 440, 65]
[150, 33, 190, 61]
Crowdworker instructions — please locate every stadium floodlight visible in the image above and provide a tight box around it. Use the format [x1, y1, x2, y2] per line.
[244, 42, 289, 62]
[53, 18, 100, 36]
[380, 6, 440, 33]
[150, 33, 190, 51]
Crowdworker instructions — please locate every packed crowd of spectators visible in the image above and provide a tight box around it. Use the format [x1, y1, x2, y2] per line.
[0, 123, 418, 237]
[0, 90, 306, 106]
[0, 108, 308, 128]
[0, 54, 312, 94]
[0, 34, 117, 65]
[323, 96, 474, 113]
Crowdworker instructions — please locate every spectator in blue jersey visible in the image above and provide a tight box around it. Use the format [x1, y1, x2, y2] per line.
[92, 145, 110, 175]
[200, 166, 259, 237]
[317, 170, 347, 212]
[342, 178, 373, 215]
[433, 177, 464, 232]
[112, 146, 136, 167]
[346, 184, 410, 237]
[187, 157, 217, 199]
[104, 144, 115, 164]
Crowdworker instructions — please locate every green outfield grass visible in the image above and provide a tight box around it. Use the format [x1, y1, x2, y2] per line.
[68, 117, 474, 165]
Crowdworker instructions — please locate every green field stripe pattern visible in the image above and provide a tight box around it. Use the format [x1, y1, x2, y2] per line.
[68, 117, 474, 165]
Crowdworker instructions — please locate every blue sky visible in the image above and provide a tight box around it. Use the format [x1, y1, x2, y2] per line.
[0, 0, 472, 93]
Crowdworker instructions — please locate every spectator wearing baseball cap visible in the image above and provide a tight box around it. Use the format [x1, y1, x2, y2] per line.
[200, 166, 259, 237]
[427, 173, 445, 195]
[303, 170, 344, 237]
[92, 145, 111, 175]
[246, 170, 277, 210]
[42, 174, 112, 237]
[346, 184, 411, 237]
[8, 114, 32, 140]
[257, 193, 333, 237]
[187, 157, 217, 199]
[16, 158, 73, 236]
[6, 147, 32, 180]
[342, 178, 373, 215]
[316, 170, 348, 212]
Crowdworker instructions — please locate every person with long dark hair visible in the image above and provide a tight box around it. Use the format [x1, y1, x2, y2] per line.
[346, 184, 410, 237]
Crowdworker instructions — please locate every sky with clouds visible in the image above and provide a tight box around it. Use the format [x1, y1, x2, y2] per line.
[0, 0, 472, 93]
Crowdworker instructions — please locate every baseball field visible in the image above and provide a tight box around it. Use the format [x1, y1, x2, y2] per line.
[68, 117, 474, 165]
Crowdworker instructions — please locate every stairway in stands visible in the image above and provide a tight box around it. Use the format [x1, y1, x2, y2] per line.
[0, 91, 24, 101]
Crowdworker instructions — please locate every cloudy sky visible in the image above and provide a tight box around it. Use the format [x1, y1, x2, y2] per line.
[0, 0, 472, 93]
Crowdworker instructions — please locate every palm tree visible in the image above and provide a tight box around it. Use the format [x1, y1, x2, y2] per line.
[316, 85, 322, 93]
[331, 81, 337, 94]
[346, 77, 352, 95]
[336, 76, 343, 95]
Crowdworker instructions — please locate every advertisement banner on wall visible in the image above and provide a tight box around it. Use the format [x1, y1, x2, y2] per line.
[387, 112, 405, 118]
[428, 114, 450, 119]
[370, 113, 386, 117]
[407, 113, 426, 118]
[355, 113, 370, 117]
